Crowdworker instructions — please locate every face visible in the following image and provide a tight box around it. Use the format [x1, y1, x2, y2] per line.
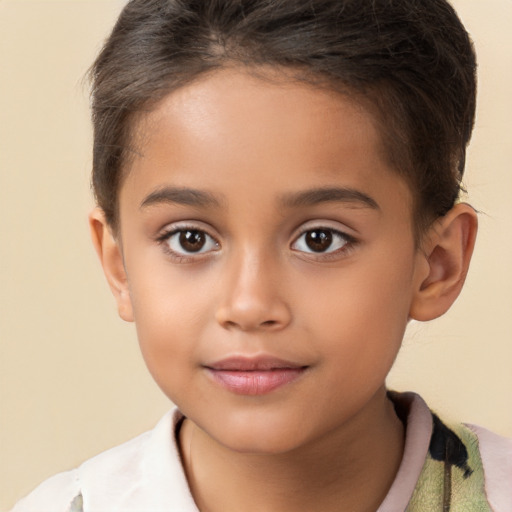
[114, 69, 427, 454]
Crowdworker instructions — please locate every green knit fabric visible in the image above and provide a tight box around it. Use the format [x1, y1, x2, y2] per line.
[407, 422, 491, 511]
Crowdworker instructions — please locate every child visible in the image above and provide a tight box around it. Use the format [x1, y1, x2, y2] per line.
[11, 0, 511, 511]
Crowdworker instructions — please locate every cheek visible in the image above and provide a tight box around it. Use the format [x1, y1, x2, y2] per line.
[131, 299, 202, 404]
[127, 244, 213, 328]
[297, 254, 414, 365]
[125, 261, 214, 388]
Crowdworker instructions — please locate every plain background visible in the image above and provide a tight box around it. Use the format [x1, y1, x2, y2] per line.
[0, 0, 511, 510]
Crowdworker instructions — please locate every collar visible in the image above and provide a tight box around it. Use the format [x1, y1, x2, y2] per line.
[377, 392, 433, 511]
[79, 409, 198, 511]
[78, 392, 434, 511]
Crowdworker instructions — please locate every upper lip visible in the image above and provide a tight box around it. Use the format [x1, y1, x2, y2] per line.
[205, 356, 306, 371]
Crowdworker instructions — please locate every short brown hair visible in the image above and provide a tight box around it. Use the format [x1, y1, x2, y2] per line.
[89, 0, 477, 234]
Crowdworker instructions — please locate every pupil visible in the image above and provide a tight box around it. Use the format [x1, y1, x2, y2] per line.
[179, 230, 205, 252]
[306, 230, 332, 252]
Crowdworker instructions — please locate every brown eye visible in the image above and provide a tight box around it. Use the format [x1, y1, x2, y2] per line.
[292, 227, 351, 255]
[164, 228, 219, 256]
[179, 230, 206, 252]
[305, 230, 333, 252]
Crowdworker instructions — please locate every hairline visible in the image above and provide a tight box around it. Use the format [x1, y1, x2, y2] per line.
[102, 64, 434, 245]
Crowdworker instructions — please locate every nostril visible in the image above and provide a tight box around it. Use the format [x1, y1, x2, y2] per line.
[215, 299, 292, 332]
[221, 318, 280, 331]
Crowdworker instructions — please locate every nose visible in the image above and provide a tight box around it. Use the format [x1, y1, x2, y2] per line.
[215, 251, 292, 332]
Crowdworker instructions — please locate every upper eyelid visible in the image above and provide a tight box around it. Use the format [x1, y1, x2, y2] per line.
[293, 217, 356, 230]
[296, 225, 348, 235]
[156, 221, 218, 240]
[292, 223, 355, 241]
[291, 227, 354, 246]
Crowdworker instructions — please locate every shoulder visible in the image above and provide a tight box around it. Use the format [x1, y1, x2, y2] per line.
[10, 409, 196, 512]
[383, 391, 512, 512]
[465, 423, 512, 511]
[9, 470, 81, 512]
[10, 429, 154, 512]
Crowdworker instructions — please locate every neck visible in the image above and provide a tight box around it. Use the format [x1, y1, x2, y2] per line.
[179, 387, 404, 512]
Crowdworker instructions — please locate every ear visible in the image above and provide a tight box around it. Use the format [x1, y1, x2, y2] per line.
[409, 203, 478, 322]
[89, 208, 134, 322]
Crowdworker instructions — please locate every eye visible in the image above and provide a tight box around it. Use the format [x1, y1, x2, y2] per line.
[291, 228, 352, 254]
[164, 228, 219, 256]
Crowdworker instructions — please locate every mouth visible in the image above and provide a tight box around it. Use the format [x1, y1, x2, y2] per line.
[204, 356, 308, 396]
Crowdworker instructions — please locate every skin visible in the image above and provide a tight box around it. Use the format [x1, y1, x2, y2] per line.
[90, 69, 478, 512]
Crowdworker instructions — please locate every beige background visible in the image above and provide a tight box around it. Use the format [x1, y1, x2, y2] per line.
[0, 0, 511, 509]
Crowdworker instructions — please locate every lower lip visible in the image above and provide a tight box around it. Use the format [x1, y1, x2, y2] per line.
[207, 368, 306, 395]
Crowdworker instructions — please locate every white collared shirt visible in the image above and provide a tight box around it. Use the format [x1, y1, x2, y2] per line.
[11, 393, 512, 512]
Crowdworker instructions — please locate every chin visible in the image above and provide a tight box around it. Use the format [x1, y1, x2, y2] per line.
[205, 408, 312, 455]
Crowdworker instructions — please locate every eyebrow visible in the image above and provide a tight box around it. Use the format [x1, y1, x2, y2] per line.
[140, 186, 222, 210]
[280, 187, 380, 210]
[139, 185, 379, 212]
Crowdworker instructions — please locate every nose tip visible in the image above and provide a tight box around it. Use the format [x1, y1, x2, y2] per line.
[215, 264, 292, 332]
[215, 300, 291, 332]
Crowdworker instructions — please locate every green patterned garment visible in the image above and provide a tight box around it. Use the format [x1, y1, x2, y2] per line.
[407, 415, 491, 511]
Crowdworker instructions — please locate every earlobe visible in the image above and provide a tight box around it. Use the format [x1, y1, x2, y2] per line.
[89, 208, 134, 322]
[409, 203, 478, 322]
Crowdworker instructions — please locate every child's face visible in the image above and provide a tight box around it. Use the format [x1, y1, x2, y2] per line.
[113, 69, 427, 453]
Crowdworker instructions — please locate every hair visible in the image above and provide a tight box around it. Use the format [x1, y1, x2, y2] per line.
[89, 0, 477, 236]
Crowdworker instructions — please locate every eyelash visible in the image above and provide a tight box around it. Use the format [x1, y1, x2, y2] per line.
[156, 224, 357, 262]
[156, 225, 220, 263]
[291, 227, 357, 261]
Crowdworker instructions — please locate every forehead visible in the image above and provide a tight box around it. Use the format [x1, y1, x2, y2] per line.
[136, 70, 380, 165]
[122, 68, 412, 218]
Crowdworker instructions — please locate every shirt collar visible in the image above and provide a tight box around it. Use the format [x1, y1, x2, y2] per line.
[78, 392, 432, 512]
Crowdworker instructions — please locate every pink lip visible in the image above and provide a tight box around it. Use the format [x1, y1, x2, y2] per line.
[205, 356, 307, 395]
